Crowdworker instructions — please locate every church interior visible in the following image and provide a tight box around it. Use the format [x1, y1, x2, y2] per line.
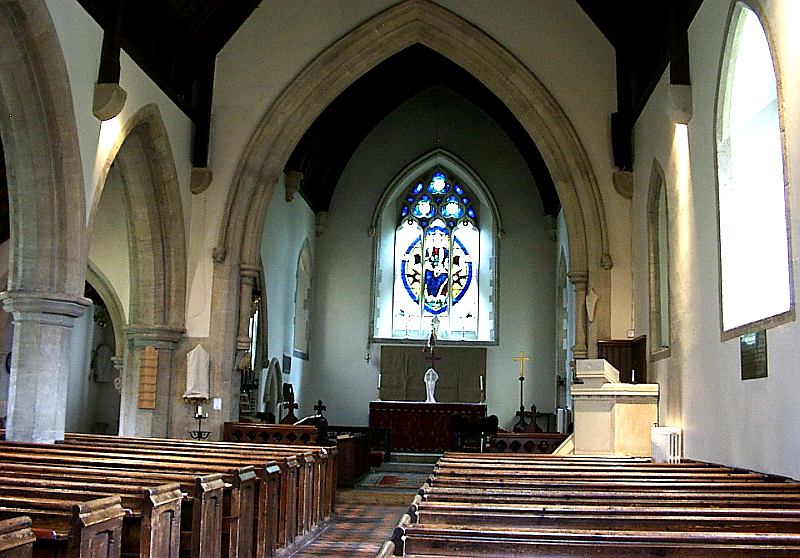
[1, 0, 799, 556]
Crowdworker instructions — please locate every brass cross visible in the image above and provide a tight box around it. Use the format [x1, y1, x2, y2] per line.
[513, 351, 531, 378]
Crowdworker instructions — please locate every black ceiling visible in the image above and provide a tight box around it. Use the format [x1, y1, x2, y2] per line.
[287, 44, 560, 216]
[66, 0, 704, 218]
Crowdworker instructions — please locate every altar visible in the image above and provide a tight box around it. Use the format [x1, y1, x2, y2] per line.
[369, 400, 487, 452]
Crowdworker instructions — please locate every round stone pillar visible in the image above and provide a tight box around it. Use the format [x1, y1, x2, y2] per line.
[0, 290, 90, 442]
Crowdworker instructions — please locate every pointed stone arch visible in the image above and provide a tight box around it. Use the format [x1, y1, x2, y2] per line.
[93, 104, 187, 436]
[92, 104, 187, 330]
[214, 0, 613, 411]
[0, 0, 92, 441]
[0, 0, 86, 296]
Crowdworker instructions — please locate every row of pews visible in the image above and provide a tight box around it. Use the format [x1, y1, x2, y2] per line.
[378, 452, 800, 557]
[0, 431, 337, 558]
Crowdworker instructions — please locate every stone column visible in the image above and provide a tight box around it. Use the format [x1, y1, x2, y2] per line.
[0, 291, 90, 442]
[119, 325, 184, 438]
[568, 271, 588, 360]
[236, 265, 259, 354]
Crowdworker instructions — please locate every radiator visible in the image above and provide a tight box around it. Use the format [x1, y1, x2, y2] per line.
[651, 426, 682, 463]
[556, 408, 571, 434]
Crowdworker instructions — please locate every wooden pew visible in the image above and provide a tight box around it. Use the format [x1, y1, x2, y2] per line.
[420, 483, 800, 508]
[0, 444, 250, 558]
[410, 499, 800, 533]
[0, 461, 266, 558]
[57, 434, 329, 549]
[389, 453, 800, 557]
[54, 438, 295, 553]
[393, 514, 800, 557]
[0, 480, 182, 558]
[61, 433, 338, 538]
[0, 496, 124, 558]
[0, 516, 35, 558]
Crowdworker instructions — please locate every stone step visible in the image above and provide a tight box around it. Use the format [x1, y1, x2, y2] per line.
[377, 461, 435, 474]
[387, 451, 442, 465]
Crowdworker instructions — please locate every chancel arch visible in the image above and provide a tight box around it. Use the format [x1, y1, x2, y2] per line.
[0, 0, 90, 441]
[214, 1, 613, 421]
[91, 103, 186, 437]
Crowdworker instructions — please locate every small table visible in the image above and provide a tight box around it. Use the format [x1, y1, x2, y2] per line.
[369, 401, 486, 452]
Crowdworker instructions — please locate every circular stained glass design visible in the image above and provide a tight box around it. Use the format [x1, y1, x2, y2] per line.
[400, 226, 473, 315]
[427, 172, 449, 194]
[440, 195, 464, 219]
[412, 195, 435, 219]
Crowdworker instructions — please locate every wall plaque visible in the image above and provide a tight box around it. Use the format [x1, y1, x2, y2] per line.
[138, 345, 158, 409]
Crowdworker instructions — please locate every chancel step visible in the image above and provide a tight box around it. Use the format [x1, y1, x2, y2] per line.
[388, 452, 443, 465]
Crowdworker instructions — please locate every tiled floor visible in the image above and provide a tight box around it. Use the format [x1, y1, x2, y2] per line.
[283, 503, 407, 557]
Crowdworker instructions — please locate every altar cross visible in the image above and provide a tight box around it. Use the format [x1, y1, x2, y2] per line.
[314, 399, 326, 416]
[513, 351, 531, 378]
[424, 350, 441, 368]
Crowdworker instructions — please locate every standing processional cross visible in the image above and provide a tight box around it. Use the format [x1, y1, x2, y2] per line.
[513, 351, 530, 378]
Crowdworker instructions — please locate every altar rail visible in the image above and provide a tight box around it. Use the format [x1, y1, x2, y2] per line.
[488, 432, 570, 454]
[224, 421, 320, 445]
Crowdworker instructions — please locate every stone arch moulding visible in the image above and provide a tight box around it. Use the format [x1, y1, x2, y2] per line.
[216, 0, 612, 358]
[91, 103, 187, 330]
[0, 0, 87, 297]
[86, 263, 127, 359]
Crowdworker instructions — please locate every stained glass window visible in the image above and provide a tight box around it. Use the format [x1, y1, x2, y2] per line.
[392, 171, 479, 339]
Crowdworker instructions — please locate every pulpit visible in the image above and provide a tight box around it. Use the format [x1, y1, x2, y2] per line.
[369, 401, 486, 452]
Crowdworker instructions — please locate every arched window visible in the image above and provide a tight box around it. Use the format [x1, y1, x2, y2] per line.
[293, 241, 312, 359]
[648, 161, 670, 354]
[716, 3, 792, 336]
[371, 151, 499, 343]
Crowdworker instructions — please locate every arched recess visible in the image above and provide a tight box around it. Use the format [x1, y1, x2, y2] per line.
[0, 0, 86, 296]
[91, 104, 187, 330]
[216, 0, 611, 362]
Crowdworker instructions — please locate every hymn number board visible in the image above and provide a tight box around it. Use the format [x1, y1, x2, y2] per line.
[379, 345, 486, 403]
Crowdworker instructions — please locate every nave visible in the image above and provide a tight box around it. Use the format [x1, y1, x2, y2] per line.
[284, 504, 406, 558]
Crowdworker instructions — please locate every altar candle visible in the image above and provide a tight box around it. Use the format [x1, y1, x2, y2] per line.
[378, 373, 382, 389]
[197, 405, 204, 416]
[631, 369, 636, 383]
[480, 376, 483, 392]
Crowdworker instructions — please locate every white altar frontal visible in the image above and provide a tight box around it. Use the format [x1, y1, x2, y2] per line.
[571, 359, 659, 456]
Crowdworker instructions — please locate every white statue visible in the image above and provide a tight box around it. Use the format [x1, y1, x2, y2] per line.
[424, 367, 439, 403]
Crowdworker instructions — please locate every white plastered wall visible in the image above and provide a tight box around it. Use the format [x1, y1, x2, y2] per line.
[307, 87, 555, 427]
[259, 175, 317, 417]
[632, 0, 800, 478]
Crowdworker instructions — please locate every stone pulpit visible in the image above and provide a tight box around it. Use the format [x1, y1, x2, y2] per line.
[571, 359, 658, 456]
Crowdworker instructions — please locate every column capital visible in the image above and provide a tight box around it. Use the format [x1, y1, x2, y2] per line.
[125, 324, 185, 348]
[0, 290, 91, 326]
[567, 270, 588, 287]
[239, 264, 260, 279]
